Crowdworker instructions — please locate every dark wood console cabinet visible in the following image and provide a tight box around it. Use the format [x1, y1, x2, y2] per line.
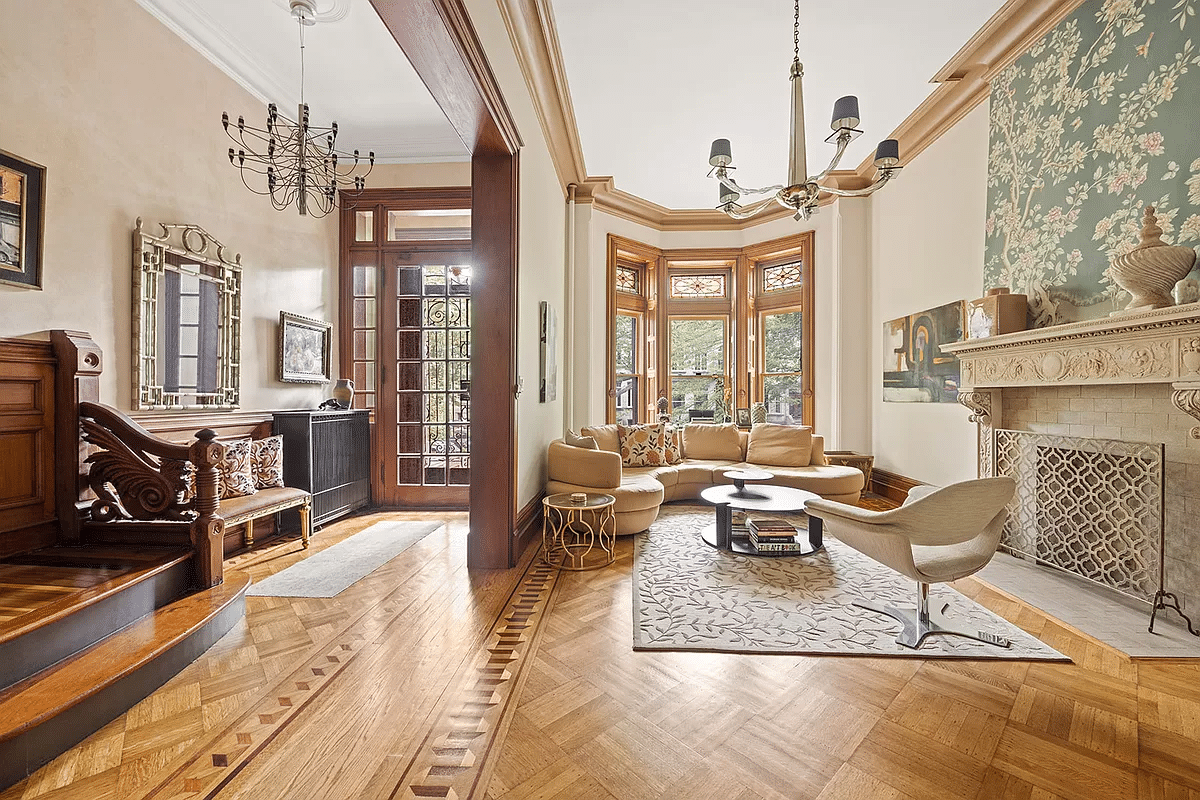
[274, 409, 371, 528]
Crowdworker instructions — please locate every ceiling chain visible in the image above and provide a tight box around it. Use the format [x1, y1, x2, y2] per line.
[793, 0, 799, 62]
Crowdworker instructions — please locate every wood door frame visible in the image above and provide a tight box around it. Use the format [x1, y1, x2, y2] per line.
[371, 0, 523, 568]
[381, 248, 473, 509]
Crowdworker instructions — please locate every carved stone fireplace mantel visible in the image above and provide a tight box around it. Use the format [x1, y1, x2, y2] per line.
[941, 304, 1200, 455]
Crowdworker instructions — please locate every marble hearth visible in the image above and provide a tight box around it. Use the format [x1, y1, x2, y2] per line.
[942, 305, 1200, 622]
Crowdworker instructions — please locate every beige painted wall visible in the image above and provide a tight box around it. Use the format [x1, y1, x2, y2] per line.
[869, 101, 991, 486]
[0, 0, 339, 411]
[369, 161, 471, 188]
[465, 0, 569, 510]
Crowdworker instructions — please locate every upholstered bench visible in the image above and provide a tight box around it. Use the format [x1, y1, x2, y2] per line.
[218, 487, 312, 549]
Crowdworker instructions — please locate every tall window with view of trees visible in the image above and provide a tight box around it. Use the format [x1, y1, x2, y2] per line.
[614, 313, 639, 425]
[760, 310, 803, 424]
[669, 317, 727, 425]
[606, 233, 812, 428]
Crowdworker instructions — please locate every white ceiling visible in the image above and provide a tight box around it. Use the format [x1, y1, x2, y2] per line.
[134, 0, 468, 163]
[550, 0, 1008, 209]
[137, 0, 1009, 208]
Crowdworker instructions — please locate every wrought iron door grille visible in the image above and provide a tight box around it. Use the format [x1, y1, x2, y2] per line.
[396, 263, 470, 486]
[994, 428, 1163, 602]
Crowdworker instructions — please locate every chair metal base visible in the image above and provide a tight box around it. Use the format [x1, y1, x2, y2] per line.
[854, 581, 1012, 650]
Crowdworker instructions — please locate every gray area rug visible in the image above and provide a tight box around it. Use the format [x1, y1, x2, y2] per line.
[247, 520, 442, 597]
[633, 506, 1068, 660]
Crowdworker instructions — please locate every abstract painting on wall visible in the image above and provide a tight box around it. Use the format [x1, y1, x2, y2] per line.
[883, 301, 965, 403]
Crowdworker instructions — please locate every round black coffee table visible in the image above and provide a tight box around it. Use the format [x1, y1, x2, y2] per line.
[700, 483, 823, 556]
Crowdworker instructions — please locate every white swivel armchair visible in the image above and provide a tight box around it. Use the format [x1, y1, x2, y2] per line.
[804, 477, 1016, 649]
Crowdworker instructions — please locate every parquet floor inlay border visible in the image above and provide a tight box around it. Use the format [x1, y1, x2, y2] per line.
[389, 559, 560, 800]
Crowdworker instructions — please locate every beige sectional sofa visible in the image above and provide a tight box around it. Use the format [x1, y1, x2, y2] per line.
[546, 422, 865, 536]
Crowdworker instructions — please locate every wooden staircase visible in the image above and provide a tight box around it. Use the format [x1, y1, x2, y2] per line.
[0, 545, 248, 788]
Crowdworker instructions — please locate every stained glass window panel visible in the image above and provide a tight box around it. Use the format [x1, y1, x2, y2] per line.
[616, 266, 639, 294]
[763, 260, 803, 292]
[670, 274, 726, 298]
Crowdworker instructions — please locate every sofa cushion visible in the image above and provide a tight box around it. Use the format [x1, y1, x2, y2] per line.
[564, 429, 598, 449]
[722, 462, 864, 496]
[664, 426, 683, 464]
[581, 424, 620, 453]
[746, 423, 812, 467]
[612, 474, 666, 512]
[683, 423, 742, 461]
[624, 464, 679, 490]
[674, 459, 738, 485]
[618, 422, 668, 467]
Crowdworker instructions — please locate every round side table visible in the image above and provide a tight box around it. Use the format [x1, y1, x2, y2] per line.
[541, 493, 616, 570]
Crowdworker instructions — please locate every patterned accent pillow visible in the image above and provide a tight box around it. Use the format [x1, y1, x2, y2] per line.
[663, 426, 683, 465]
[217, 439, 258, 499]
[617, 423, 667, 467]
[160, 458, 195, 502]
[251, 435, 285, 488]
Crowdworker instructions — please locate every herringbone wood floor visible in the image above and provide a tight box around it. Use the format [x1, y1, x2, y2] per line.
[4, 505, 1200, 800]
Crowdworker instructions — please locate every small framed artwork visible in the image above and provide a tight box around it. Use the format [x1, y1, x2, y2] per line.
[539, 300, 558, 402]
[735, 408, 751, 427]
[0, 149, 46, 290]
[278, 311, 331, 383]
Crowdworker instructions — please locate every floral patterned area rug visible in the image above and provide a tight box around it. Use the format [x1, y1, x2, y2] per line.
[632, 506, 1068, 660]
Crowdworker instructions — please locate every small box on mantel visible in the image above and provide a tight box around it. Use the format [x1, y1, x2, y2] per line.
[967, 287, 1028, 339]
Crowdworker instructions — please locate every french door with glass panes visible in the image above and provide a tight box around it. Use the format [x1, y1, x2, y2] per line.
[375, 251, 472, 507]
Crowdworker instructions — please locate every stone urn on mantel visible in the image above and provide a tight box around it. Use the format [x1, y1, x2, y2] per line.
[1109, 206, 1196, 313]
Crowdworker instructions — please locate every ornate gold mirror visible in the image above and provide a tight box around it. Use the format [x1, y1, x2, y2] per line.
[132, 218, 242, 409]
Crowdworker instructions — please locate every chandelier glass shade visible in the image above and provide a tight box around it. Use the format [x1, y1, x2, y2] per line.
[708, 0, 901, 221]
[222, 0, 374, 217]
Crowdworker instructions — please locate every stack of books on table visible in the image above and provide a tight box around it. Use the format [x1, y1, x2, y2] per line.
[731, 511, 750, 540]
[747, 517, 803, 553]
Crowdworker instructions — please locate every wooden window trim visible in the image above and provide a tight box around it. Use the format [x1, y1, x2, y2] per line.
[605, 231, 813, 427]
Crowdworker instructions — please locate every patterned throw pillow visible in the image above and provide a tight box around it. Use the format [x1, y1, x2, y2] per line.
[663, 426, 683, 465]
[217, 439, 258, 499]
[251, 435, 286, 488]
[617, 423, 667, 467]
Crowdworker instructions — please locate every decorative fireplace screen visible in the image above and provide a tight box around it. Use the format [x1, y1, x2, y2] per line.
[993, 429, 1164, 602]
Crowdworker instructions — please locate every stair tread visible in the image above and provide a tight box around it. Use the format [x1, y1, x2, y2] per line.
[0, 571, 250, 742]
[0, 546, 193, 646]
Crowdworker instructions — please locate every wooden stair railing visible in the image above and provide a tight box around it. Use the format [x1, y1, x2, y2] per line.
[78, 402, 227, 588]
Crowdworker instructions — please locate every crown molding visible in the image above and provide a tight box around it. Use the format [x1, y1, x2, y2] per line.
[133, 0, 290, 107]
[495, 0, 586, 186]
[498, 0, 1084, 231]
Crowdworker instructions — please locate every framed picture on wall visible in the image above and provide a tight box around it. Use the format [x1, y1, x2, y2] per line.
[0, 149, 46, 290]
[278, 311, 331, 383]
[539, 300, 557, 402]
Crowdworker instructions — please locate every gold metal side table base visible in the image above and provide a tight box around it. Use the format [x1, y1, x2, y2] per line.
[541, 493, 616, 571]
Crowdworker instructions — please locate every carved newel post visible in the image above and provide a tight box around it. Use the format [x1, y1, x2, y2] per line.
[189, 429, 226, 588]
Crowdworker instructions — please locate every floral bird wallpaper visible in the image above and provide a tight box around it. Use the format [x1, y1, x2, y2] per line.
[985, 0, 1200, 327]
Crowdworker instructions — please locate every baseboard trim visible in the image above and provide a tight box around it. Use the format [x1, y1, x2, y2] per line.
[870, 469, 923, 505]
[513, 492, 544, 560]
